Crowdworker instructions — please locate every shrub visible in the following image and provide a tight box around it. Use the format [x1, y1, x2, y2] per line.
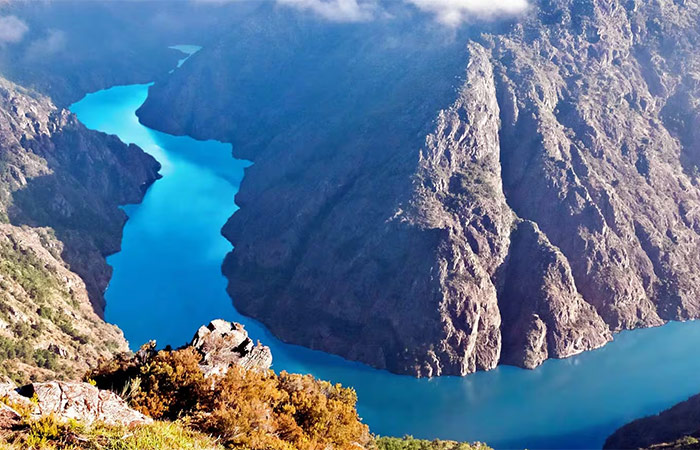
[3, 414, 224, 450]
[88, 347, 372, 450]
[375, 436, 490, 450]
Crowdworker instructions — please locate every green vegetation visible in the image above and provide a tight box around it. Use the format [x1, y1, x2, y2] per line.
[0, 235, 112, 384]
[0, 415, 224, 450]
[376, 436, 490, 450]
[0, 336, 57, 376]
[0, 242, 61, 305]
[645, 435, 700, 449]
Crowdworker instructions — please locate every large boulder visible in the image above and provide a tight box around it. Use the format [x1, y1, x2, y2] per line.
[17, 381, 151, 426]
[191, 319, 273, 377]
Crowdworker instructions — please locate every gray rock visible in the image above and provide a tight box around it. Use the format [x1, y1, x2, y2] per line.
[191, 319, 273, 377]
[17, 381, 151, 426]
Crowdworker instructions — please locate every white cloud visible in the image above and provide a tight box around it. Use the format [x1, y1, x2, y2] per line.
[276, 0, 377, 22]
[0, 15, 29, 44]
[26, 29, 67, 59]
[405, 0, 528, 26]
[189, 0, 527, 25]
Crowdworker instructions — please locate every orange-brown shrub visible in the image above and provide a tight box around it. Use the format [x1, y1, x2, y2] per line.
[88, 346, 371, 450]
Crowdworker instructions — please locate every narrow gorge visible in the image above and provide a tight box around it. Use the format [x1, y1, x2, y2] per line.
[2, 0, 700, 448]
[137, 0, 700, 378]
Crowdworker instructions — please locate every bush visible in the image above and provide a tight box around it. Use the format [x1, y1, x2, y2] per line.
[88, 346, 372, 450]
[375, 436, 489, 450]
[3, 414, 224, 450]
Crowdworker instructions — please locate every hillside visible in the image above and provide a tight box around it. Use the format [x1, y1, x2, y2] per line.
[0, 320, 489, 450]
[0, 75, 160, 382]
[605, 394, 700, 449]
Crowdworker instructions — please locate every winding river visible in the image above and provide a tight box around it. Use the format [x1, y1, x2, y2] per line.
[69, 46, 700, 449]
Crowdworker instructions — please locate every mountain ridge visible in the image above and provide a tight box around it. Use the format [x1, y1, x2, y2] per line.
[137, 0, 700, 376]
[0, 74, 159, 382]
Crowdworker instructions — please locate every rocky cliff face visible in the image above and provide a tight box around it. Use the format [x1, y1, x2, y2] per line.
[0, 75, 159, 382]
[138, 0, 700, 376]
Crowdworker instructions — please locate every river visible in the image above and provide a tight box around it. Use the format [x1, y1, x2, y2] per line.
[69, 46, 700, 449]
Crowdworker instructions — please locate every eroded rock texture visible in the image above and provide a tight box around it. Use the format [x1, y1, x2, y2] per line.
[18, 381, 152, 426]
[191, 319, 273, 376]
[0, 75, 159, 381]
[0, 377, 151, 427]
[138, 0, 700, 376]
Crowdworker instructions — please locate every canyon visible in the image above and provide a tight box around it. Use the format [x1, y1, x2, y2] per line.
[1, 0, 700, 447]
[138, 0, 700, 377]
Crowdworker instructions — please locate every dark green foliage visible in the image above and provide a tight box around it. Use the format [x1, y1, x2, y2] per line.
[376, 436, 488, 450]
[0, 337, 57, 371]
[32, 349, 58, 370]
[0, 242, 59, 304]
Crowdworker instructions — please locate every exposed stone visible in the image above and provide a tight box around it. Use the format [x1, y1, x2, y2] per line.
[17, 381, 151, 426]
[190, 319, 273, 377]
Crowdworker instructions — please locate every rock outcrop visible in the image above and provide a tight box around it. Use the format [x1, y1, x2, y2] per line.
[1, 378, 150, 427]
[191, 319, 272, 376]
[137, 0, 700, 376]
[18, 381, 151, 426]
[93, 321, 272, 386]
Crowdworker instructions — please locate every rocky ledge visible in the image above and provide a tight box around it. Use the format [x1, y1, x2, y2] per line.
[104, 319, 273, 386]
[0, 377, 150, 427]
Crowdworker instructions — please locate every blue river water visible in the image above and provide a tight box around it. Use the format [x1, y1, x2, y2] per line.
[69, 47, 700, 449]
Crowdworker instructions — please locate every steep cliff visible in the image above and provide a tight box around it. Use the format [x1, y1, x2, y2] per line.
[137, 0, 700, 376]
[0, 75, 160, 382]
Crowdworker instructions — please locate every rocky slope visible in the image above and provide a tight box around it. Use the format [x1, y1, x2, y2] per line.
[0, 75, 160, 382]
[605, 394, 700, 449]
[138, 0, 700, 376]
